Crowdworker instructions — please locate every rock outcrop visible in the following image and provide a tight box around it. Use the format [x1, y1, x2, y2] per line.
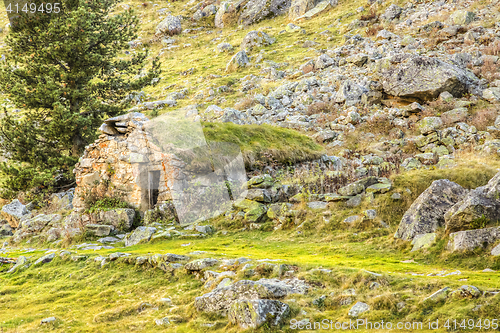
[380, 55, 480, 101]
[395, 179, 467, 241]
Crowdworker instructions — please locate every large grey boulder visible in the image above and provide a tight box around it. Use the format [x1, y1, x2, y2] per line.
[395, 180, 468, 241]
[241, 31, 275, 52]
[124, 226, 156, 247]
[445, 187, 500, 233]
[229, 299, 290, 329]
[447, 226, 500, 252]
[381, 55, 479, 101]
[238, 0, 291, 26]
[1, 199, 29, 228]
[195, 278, 308, 315]
[155, 15, 182, 36]
[445, 172, 500, 233]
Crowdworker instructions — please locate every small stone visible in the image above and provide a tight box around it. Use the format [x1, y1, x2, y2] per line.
[41, 317, 57, 324]
[424, 287, 451, 302]
[348, 302, 369, 317]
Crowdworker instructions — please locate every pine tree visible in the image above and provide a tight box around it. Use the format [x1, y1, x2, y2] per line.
[0, 0, 160, 196]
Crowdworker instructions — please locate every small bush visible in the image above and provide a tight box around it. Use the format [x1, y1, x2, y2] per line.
[484, 40, 500, 56]
[471, 107, 497, 131]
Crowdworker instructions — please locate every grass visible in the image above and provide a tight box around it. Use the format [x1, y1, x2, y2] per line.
[1, 227, 500, 332]
[202, 122, 325, 168]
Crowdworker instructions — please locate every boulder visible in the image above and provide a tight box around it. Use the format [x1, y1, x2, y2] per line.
[0, 223, 13, 237]
[194, 278, 308, 315]
[234, 199, 267, 222]
[380, 4, 402, 21]
[124, 226, 156, 247]
[289, 0, 317, 21]
[238, 0, 291, 26]
[185, 258, 219, 271]
[381, 56, 479, 101]
[48, 189, 74, 212]
[444, 187, 500, 233]
[247, 174, 274, 189]
[229, 299, 290, 329]
[294, 0, 333, 22]
[226, 51, 250, 71]
[307, 201, 328, 210]
[1, 199, 29, 228]
[334, 80, 368, 104]
[348, 302, 370, 317]
[86, 224, 112, 237]
[395, 180, 467, 241]
[246, 189, 272, 203]
[449, 10, 475, 25]
[424, 287, 451, 302]
[483, 88, 500, 102]
[241, 31, 275, 52]
[441, 107, 468, 124]
[99, 208, 135, 231]
[155, 15, 182, 36]
[447, 226, 500, 252]
[419, 117, 443, 134]
[33, 253, 56, 266]
[491, 243, 500, 256]
[452, 285, 481, 298]
[7, 255, 29, 273]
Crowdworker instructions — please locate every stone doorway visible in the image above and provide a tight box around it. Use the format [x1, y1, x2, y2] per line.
[148, 171, 161, 209]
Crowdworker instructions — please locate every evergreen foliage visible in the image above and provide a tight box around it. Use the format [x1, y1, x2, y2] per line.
[0, 0, 161, 196]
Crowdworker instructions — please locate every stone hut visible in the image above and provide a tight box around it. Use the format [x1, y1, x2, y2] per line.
[72, 112, 184, 212]
[72, 112, 247, 224]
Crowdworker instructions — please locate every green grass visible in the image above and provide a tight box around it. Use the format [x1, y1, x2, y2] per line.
[203, 122, 325, 168]
[2, 228, 500, 332]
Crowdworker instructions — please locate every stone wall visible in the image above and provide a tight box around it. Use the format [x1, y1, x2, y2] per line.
[72, 112, 186, 211]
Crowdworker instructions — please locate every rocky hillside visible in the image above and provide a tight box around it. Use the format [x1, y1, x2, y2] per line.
[1, 0, 500, 331]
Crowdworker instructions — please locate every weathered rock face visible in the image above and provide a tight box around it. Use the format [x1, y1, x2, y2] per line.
[380, 55, 479, 101]
[229, 299, 290, 329]
[395, 179, 468, 241]
[238, 0, 291, 26]
[226, 51, 250, 71]
[194, 278, 308, 315]
[155, 15, 182, 36]
[447, 226, 500, 252]
[445, 172, 500, 233]
[73, 113, 183, 212]
[1, 199, 29, 228]
[12, 214, 62, 243]
[444, 187, 500, 233]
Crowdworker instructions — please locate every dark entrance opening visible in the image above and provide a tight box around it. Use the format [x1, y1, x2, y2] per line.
[148, 171, 161, 208]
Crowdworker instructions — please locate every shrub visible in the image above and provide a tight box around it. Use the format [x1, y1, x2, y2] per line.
[471, 107, 498, 131]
